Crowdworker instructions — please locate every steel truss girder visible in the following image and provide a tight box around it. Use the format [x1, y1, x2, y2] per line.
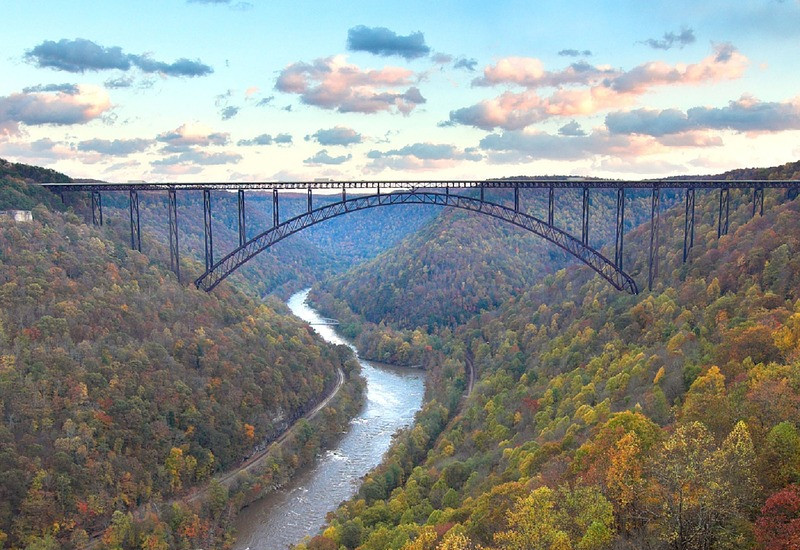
[203, 189, 214, 271]
[195, 191, 638, 295]
[91, 191, 103, 226]
[718, 187, 730, 237]
[581, 187, 589, 246]
[683, 187, 695, 263]
[614, 188, 625, 270]
[648, 187, 661, 291]
[168, 188, 180, 282]
[129, 190, 141, 251]
[237, 189, 246, 247]
[753, 186, 764, 217]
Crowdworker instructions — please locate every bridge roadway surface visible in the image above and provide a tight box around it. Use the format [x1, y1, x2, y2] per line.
[41, 178, 800, 192]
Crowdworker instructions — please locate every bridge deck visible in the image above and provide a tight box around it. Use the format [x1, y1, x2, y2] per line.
[41, 179, 800, 192]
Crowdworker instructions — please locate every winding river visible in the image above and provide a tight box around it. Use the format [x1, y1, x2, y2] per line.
[232, 289, 425, 550]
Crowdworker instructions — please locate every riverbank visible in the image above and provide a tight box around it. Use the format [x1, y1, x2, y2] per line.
[232, 290, 425, 550]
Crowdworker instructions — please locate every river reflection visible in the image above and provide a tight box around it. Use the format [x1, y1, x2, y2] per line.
[232, 289, 425, 550]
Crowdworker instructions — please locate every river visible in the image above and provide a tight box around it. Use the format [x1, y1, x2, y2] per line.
[232, 289, 425, 550]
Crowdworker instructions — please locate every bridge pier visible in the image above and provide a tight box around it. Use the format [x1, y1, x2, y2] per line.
[514, 185, 519, 213]
[683, 187, 695, 263]
[91, 191, 103, 226]
[718, 187, 730, 237]
[548, 185, 554, 226]
[614, 187, 625, 270]
[648, 187, 661, 291]
[203, 189, 214, 271]
[272, 189, 279, 227]
[581, 187, 589, 246]
[238, 189, 246, 247]
[307, 186, 312, 213]
[129, 190, 141, 252]
[753, 186, 764, 217]
[168, 188, 180, 283]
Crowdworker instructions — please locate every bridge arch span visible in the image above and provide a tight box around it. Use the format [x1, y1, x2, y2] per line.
[195, 191, 638, 294]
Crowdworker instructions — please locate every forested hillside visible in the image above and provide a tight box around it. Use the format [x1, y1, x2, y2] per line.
[303, 161, 800, 550]
[96, 189, 439, 297]
[0, 168, 359, 549]
[318, 187, 679, 330]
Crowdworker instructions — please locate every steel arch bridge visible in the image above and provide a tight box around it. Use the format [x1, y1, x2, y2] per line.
[43, 178, 800, 295]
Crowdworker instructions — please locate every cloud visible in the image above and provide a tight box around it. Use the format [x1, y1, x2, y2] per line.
[22, 83, 80, 94]
[0, 84, 111, 136]
[187, 0, 252, 9]
[26, 38, 212, 77]
[0, 138, 80, 162]
[605, 95, 800, 135]
[236, 132, 292, 146]
[152, 150, 241, 168]
[432, 53, 453, 64]
[365, 142, 482, 172]
[558, 49, 592, 57]
[156, 123, 229, 152]
[256, 96, 274, 107]
[453, 57, 478, 71]
[104, 75, 135, 88]
[220, 106, 239, 120]
[305, 126, 362, 146]
[479, 130, 657, 162]
[275, 55, 426, 114]
[558, 120, 586, 136]
[473, 58, 618, 88]
[446, 44, 748, 130]
[640, 27, 696, 50]
[304, 149, 352, 165]
[346, 25, 430, 59]
[78, 138, 154, 155]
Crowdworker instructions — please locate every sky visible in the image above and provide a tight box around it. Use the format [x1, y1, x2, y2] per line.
[2, 0, 800, 182]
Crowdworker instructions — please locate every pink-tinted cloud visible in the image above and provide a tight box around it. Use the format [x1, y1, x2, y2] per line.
[275, 55, 426, 114]
[365, 142, 482, 172]
[448, 44, 748, 130]
[156, 123, 230, 152]
[0, 84, 111, 136]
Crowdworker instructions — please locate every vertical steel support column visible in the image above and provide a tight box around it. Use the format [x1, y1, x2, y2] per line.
[237, 189, 246, 247]
[446, 185, 450, 197]
[203, 189, 213, 271]
[718, 186, 730, 237]
[307, 186, 312, 213]
[514, 185, 519, 212]
[129, 190, 141, 251]
[752, 186, 764, 217]
[272, 189, 279, 228]
[342, 185, 347, 209]
[581, 187, 589, 246]
[480, 183, 484, 204]
[614, 187, 626, 269]
[548, 185, 554, 226]
[168, 188, 180, 283]
[648, 186, 661, 291]
[683, 187, 695, 263]
[91, 191, 103, 226]
[377, 183, 381, 197]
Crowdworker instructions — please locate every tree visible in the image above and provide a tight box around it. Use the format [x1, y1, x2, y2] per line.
[755, 484, 800, 550]
[494, 487, 569, 550]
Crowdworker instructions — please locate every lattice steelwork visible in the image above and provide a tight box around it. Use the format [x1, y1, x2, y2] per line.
[648, 187, 661, 291]
[42, 178, 800, 295]
[683, 187, 695, 263]
[195, 191, 638, 295]
[129, 190, 141, 251]
[168, 188, 180, 283]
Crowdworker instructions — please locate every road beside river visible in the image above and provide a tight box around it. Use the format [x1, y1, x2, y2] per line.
[232, 289, 425, 550]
